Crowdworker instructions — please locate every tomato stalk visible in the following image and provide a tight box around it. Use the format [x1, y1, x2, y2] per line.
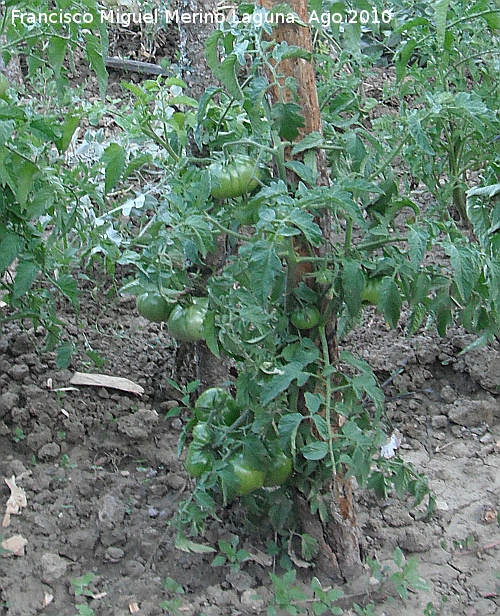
[319, 324, 337, 478]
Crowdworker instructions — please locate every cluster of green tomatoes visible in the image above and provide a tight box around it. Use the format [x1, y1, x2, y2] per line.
[185, 387, 293, 496]
[136, 292, 207, 342]
[136, 295, 293, 496]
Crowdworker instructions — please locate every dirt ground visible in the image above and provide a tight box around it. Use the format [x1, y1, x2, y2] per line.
[1, 17, 500, 616]
[0, 286, 499, 616]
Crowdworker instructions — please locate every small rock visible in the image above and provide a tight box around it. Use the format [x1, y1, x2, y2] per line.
[8, 364, 30, 381]
[440, 385, 458, 403]
[98, 494, 126, 529]
[117, 409, 159, 439]
[448, 398, 495, 428]
[10, 333, 32, 356]
[470, 599, 498, 615]
[170, 418, 183, 431]
[0, 392, 20, 415]
[470, 422, 488, 436]
[435, 499, 449, 511]
[382, 504, 414, 527]
[38, 443, 61, 459]
[123, 560, 145, 576]
[7, 459, 28, 476]
[105, 546, 125, 561]
[39, 553, 69, 581]
[226, 570, 253, 592]
[480, 434, 493, 444]
[165, 473, 184, 490]
[240, 588, 266, 612]
[431, 415, 449, 429]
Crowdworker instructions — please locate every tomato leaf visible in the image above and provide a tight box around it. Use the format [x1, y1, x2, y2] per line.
[55, 114, 80, 154]
[84, 32, 108, 99]
[205, 31, 243, 101]
[203, 311, 220, 357]
[407, 111, 435, 155]
[12, 260, 39, 299]
[343, 260, 364, 318]
[434, 0, 451, 48]
[291, 131, 324, 155]
[301, 442, 328, 460]
[241, 241, 282, 303]
[0, 229, 23, 273]
[271, 102, 305, 141]
[278, 413, 304, 457]
[102, 143, 126, 194]
[289, 209, 322, 246]
[379, 277, 402, 328]
[56, 342, 75, 370]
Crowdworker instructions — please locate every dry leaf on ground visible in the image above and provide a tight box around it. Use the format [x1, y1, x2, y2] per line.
[70, 372, 144, 395]
[2, 476, 27, 527]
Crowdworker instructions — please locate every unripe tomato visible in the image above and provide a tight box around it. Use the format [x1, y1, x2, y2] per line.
[184, 423, 213, 477]
[209, 155, 265, 200]
[290, 305, 321, 330]
[136, 292, 173, 322]
[191, 422, 212, 446]
[185, 441, 212, 477]
[264, 444, 293, 487]
[230, 454, 265, 496]
[0, 74, 8, 97]
[167, 297, 208, 342]
[361, 280, 382, 305]
[194, 387, 240, 425]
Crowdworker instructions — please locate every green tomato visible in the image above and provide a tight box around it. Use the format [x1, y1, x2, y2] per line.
[209, 155, 266, 200]
[194, 387, 240, 425]
[230, 454, 266, 496]
[167, 297, 208, 342]
[191, 422, 212, 446]
[136, 292, 173, 322]
[361, 280, 382, 306]
[290, 305, 321, 330]
[264, 447, 293, 487]
[0, 75, 8, 97]
[185, 441, 212, 477]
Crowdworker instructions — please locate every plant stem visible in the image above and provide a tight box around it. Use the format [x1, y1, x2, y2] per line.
[319, 325, 336, 476]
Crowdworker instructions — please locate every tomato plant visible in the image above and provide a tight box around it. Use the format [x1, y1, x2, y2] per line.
[136, 293, 173, 322]
[102, 1, 500, 573]
[209, 155, 265, 199]
[167, 298, 208, 343]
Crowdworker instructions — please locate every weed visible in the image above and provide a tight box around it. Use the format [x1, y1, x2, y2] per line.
[211, 535, 250, 572]
[13, 427, 26, 443]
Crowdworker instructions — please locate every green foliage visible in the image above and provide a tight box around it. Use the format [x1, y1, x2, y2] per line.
[211, 535, 251, 571]
[102, 1, 500, 546]
[2, 0, 108, 96]
[72, 572, 95, 597]
[160, 577, 185, 615]
[0, 0, 117, 362]
[367, 547, 429, 601]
